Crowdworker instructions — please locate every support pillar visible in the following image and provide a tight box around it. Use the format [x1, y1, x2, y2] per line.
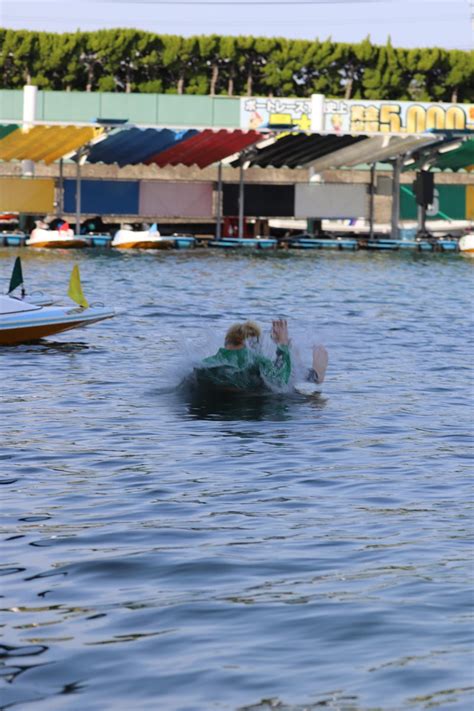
[216, 161, 223, 240]
[391, 156, 402, 240]
[75, 154, 82, 236]
[57, 158, 64, 217]
[21, 85, 37, 178]
[238, 158, 245, 238]
[369, 163, 376, 240]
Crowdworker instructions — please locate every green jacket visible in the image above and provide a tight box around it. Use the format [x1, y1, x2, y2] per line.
[194, 345, 291, 392]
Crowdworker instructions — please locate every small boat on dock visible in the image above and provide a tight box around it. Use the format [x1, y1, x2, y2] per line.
[2, 230, 27, 247]
[358, 237, 459, 252]
[27, 221, 88, 249]
[0, 213, 27, 246]
[208, 237, 277, 250]
[79, 217, 113, 248]
[283, 234, 358, 251]
[459, 233, 474, 255]
[112, 224, 195, 250]
[85, 233, 113, 248]
[0, 264, 114, 345]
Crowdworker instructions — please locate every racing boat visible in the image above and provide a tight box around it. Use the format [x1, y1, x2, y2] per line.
[0, 264, 114, 345]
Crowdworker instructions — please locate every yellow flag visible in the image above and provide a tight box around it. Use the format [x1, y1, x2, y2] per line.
[68, 265, 89, 308]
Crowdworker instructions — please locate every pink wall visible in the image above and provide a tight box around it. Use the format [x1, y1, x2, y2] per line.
[139, 181, 213, 218]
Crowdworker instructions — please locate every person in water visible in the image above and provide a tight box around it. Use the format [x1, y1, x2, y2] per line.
[193, 319, 328, 393]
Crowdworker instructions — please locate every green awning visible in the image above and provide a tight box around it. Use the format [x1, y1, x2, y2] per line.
[405, 137, 474, 172]
[0, 124, 19, 141]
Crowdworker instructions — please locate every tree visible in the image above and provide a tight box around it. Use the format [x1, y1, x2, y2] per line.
[199, 34, 222, 95]
[78, 32, 104, 92]
[136, 33, 165, 94]
[362, 38, 405, 100]
[0, 28, 472, 103]
[0, 30, 40, 87]
[37, 32, 83, 90]
[219, 35, 238, 96]
[261, 38, 315, 97]
[307, 39, 343, 97]
[162, 35, 201, 94]
[86, 29, 147, 93]
[235, 35, 270, 96]
[414, 47, 450, 102]
[446, 50, 474, 103]
[339, 37, 377, 99]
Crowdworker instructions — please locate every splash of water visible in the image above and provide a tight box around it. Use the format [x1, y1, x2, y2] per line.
[161, 320, 329, 395]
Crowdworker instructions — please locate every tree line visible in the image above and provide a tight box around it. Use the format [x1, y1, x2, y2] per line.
[1, 28, 472, 102]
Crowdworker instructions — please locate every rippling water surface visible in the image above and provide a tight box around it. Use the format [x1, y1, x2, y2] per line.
[1, 247, 473, 711]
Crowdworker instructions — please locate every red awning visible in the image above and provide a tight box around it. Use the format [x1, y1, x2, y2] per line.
[146, 129, 263, 168]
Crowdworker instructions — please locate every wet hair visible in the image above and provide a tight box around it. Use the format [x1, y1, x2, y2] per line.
[242, 321, 261, 341]
[225, 321, 261, 347]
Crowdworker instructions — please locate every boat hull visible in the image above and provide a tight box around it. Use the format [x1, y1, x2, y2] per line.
[112, 240, 176, 249]
[0, 319, 92, 345]
[27, 228, 88, 249]
[26, 238, 89, 249]
[0, 307, 115, 345]
[111, 229, 195, 249]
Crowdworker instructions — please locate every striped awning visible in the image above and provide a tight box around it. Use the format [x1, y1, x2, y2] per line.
[86, 127, 198, 166]
[0, 125, 103, 164]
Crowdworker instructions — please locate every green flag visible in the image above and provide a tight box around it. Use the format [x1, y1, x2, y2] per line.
[8, 257, 24, 295]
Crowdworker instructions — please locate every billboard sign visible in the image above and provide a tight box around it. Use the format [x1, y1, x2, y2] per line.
[319, 99, 474, 135]
[240, 97, 312, 132]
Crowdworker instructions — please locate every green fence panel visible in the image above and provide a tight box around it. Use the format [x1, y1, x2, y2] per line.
[43, 92, 102, 122]
[157, 95, 212, 127]
[99, 93, 159, 124]
[1, 90, 241, 128]
[0, 90, 23, 121]
[211, 96, 240, 127]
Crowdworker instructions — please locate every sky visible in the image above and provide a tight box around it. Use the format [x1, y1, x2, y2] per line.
[1, 0, 473, 51]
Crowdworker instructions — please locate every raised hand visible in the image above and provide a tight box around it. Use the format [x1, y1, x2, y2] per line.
[271, 319, 289, 345]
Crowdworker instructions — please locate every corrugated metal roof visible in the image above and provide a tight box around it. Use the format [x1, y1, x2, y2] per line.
[238, 133, 367, 169]
[147, 129, 264, 168]
[86, 127, 198, 166]
[0, 125, 102, 164]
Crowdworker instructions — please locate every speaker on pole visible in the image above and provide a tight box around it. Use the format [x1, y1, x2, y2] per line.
[413, 171, 434, 207]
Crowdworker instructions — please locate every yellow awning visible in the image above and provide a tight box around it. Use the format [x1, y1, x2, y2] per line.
[0, 125, 103, 164]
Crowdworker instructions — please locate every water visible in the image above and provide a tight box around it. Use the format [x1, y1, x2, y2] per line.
[1, 248, 473, 711]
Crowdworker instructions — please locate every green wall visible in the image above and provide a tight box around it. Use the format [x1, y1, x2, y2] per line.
[400, 184, 467, 220]
[0, 90, 241, 127]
